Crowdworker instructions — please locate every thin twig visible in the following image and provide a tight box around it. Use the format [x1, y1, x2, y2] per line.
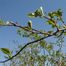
[0, 22, 45, 34]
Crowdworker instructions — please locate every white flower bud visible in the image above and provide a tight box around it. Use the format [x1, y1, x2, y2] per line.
[6, 21, 10, 25]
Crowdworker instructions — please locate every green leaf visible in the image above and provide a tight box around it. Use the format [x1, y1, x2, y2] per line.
[47, 20, 56, 28]
[33, 33, 41, 40]
[40, 40, 47, 48]
[28, 13, 35, 18]
[47, 20, 54, 25]
[56, 9, 62, 17]
[46, 44, 53, 51]
[48, 12, 54, 18]
[0, 20, 4, 25]
[17, 29, 22, 36]
[22, 31, 30, 37]
[48, 9, 62, 20]
[55, 50, 60, 57]
[0, 48, 11, 55]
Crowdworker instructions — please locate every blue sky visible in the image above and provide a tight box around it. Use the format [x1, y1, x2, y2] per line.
[0, 0, 66, 65]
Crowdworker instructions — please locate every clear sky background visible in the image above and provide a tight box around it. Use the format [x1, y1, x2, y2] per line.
[0, 0, 66, 66]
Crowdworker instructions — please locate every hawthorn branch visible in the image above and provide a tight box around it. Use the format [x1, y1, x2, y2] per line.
[0, 28, 66, 63]
[0, 22, 46, 34]
[0, 31, 54, 63]
[0, 17, 66, 63]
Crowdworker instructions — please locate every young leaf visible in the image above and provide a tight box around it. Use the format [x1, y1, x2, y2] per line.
[48, 12, 54, 18]
[28, 13, 35, 18]
[46, 44, 53, 51]
[55, 50, 60, 57]
[0, 20, 4, 25]
[56, 9, 62, 17]
[47, 20, 55, 27]
[40, 40, 47, 48]
[0, 48, 11, 55]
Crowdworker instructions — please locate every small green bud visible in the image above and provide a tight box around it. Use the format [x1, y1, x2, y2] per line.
[28, 20, 32, 28]
[35, 6, 44, 17]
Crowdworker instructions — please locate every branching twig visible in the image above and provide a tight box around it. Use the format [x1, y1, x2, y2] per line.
[0, 16, 66, 63]
[0, 28, 66, 63]
[0, 22, 46, 34]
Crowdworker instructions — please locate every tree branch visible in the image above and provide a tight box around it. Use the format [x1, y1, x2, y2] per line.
[0, 28, 66, 63]
[0, 22, 46, 34]
[0, 18, 66, 63]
